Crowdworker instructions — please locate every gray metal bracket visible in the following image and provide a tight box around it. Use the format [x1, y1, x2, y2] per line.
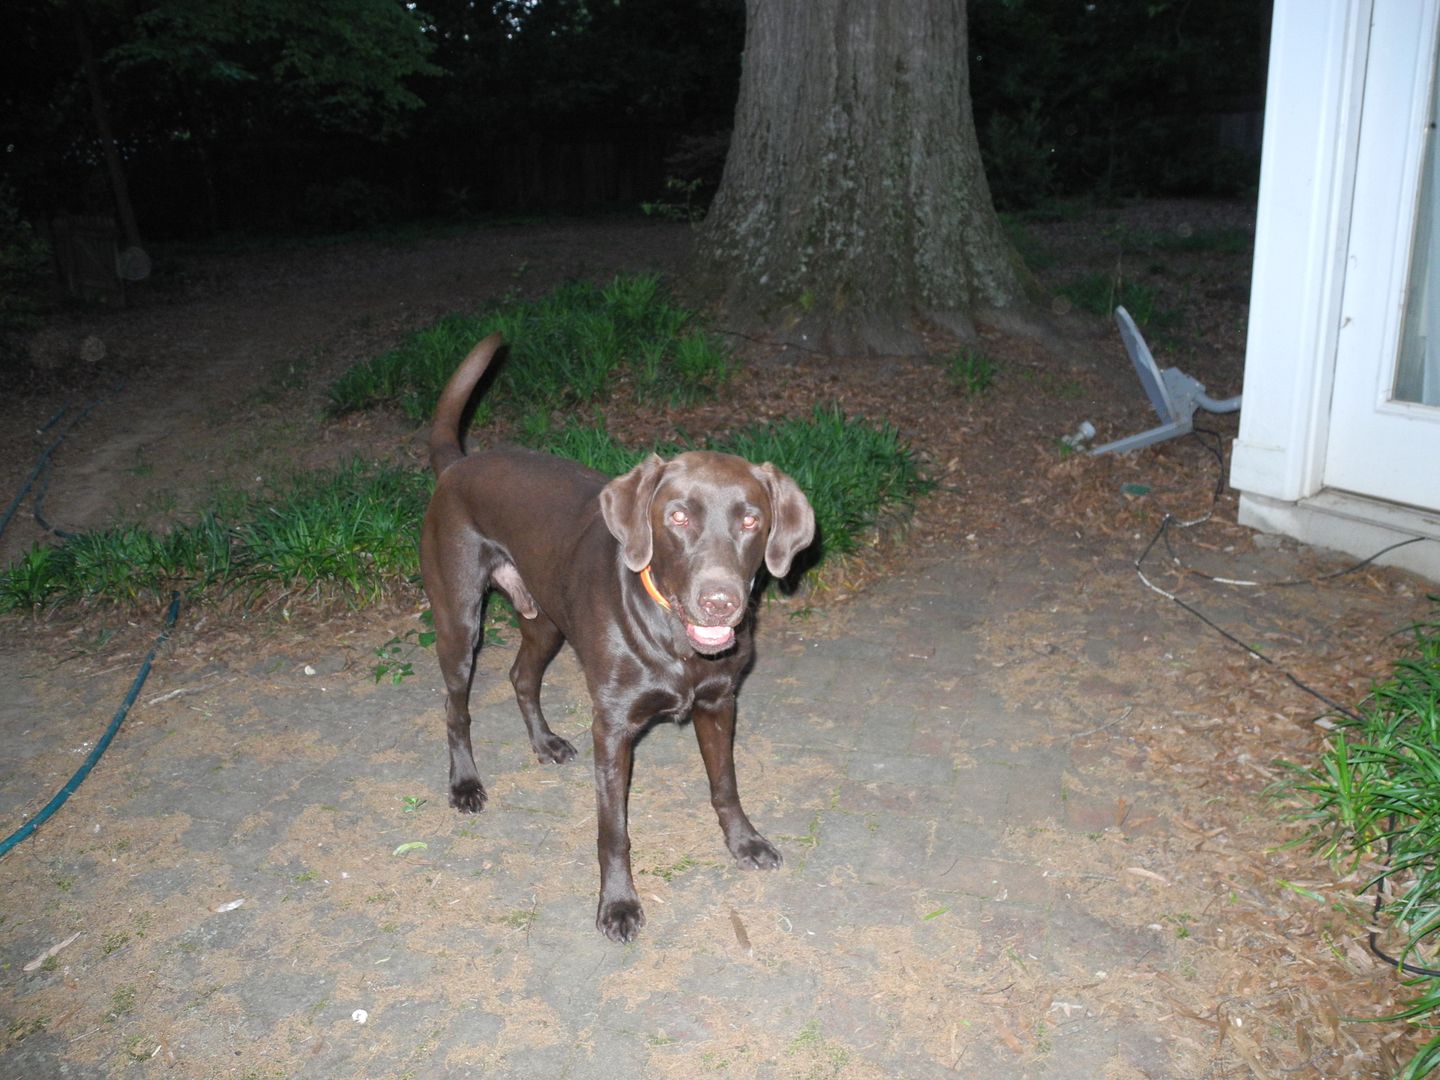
[1089, 306, 1242, 455]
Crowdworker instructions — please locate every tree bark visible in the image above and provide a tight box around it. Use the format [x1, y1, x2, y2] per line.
[73, 3, 144, 251]
[691, 0, 1034, 355]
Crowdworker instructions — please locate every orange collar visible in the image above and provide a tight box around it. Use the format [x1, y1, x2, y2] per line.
[638, 565, 672, 612]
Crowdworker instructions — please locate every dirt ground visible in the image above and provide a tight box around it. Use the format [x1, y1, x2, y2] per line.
[1, 206, 1435, 1078]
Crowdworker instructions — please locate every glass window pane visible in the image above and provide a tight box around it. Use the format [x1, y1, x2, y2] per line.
[1396, 48, 1440, 407]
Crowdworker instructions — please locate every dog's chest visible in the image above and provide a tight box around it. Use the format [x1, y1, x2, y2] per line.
[624, 659, 738, 725]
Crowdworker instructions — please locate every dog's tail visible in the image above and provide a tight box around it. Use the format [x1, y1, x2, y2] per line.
[428, 333, 503, 478]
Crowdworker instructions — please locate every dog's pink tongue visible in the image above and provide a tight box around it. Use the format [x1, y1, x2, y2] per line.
[687, 623, 735, 650]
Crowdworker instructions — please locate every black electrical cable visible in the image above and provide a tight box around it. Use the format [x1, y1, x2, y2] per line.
[1132, 428, 1440, 978]
[1369, 818, 1440, 978]
[1158, 428, 1428, 589]
[1166, 523, 1425, 589]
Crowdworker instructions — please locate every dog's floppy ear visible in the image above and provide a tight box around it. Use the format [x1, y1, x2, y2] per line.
[600, 454, 667, 572]
[755, 462, 816, 578]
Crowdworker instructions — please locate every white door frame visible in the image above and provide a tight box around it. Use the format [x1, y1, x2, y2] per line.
[1325, 0, 1440, 503]
[1231, 0, 1440, 581]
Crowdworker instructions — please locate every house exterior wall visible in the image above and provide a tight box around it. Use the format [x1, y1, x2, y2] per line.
[1232, 0, 1440, 582]
[1231, 0, 1366, 503]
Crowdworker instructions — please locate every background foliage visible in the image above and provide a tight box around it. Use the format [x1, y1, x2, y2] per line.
[2, 0, 1267, 240]
[970, 0, 1270, 208]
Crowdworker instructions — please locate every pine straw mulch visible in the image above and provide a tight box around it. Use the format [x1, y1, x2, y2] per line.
[598, 304, 1434, 1075]
[5, 202, 1437, 1075]
[595, 285, 1433, 1074]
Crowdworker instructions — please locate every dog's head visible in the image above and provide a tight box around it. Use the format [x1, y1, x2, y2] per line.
[599, 451, 815, 655]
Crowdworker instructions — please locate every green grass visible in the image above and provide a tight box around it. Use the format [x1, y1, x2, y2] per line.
[327, 273, 731, 421]
[703, 406, 931, 561]
[944, 348, 998, 397]
[0, 461, 430, 612]
[1058, 272, 1176, 329]
[1285, 600, 1440, 1079]
[229, 464, 429, 603]
[525, 417, 660, 477]
[999, 214, 1056, 270]
[518, 406, 931, 564]
[1, 411, 926, 613]
[1113, 225, 1252, 256]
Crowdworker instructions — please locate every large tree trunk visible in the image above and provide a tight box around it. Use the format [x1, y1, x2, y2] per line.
[73, 4, 144, 252]
[692, 0, 1034, 355]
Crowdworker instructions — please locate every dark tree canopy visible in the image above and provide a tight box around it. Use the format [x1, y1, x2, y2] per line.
[969, 0, 1270, 206]
[109, 0, 441, 137]
[1, 0, 1267, 240]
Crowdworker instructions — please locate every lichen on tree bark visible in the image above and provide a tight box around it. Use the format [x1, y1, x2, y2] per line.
[692, 0, 1035, 355]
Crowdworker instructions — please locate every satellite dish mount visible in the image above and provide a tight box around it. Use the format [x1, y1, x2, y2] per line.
[1089, 306, 1242, 455]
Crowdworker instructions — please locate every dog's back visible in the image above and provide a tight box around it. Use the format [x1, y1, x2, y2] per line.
[429, 446, 609, 572]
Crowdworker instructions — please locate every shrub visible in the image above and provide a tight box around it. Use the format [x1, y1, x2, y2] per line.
[1, 410, 927, 612]
[944, 349, 998, 397]
[0, 462, 430, 612]
[1058, 272, 1174, 329]
[982, 106, 1055, 211]
[520, 406, 930, 562]
[1286, 602, 1440, 1079]
[327, 274, 731, 421]
[0, 184, 52, 372]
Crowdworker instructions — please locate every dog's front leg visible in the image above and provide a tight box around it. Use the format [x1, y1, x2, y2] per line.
[592, 715, 644, 942]
[693, 695, 782, 869]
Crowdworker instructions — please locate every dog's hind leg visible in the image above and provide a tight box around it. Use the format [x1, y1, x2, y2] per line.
[423, 529, 493, 814]
[509, 613, 577, 764]
[434, 590, 489, 812]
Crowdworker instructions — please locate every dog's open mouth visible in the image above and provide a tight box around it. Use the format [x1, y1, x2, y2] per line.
[686, 622, 736, 652]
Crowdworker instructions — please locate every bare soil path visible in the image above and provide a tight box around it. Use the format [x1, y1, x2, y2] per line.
[0, 208, 1431, 1078]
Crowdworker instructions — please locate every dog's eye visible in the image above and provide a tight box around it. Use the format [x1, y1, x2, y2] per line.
[741, 513, 760, 531]
[669, 509, 689, 527]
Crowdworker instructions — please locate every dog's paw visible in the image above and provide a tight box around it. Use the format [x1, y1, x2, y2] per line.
[449, 779, 487, 814]
[596, 898, 646, 943]
[534, 733, 578, 765]
[731, 834, 783, 870]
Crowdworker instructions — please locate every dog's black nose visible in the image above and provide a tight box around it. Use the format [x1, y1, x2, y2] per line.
[698, 588, 739, 620]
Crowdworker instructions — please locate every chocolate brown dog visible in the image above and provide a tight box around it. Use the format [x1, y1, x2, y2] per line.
[420, 334, 815, 942]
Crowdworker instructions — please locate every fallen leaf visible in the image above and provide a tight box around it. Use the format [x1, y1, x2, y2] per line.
[729, 907, 753, 957]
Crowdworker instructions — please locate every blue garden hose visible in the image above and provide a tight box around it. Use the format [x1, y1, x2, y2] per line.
[0, 591, 181, 857]
[0, 407, 71, 542]
[0, 384, 119, 544]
